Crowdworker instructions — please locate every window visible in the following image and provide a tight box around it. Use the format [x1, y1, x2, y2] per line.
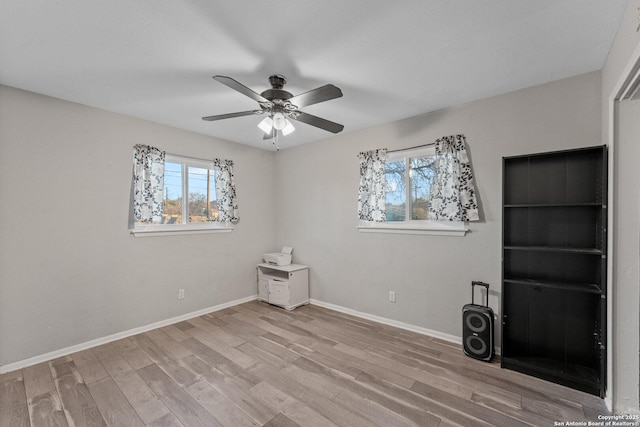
[132, 154, 232, 236]
[162, 158, 218, 224]
[359, 146, 468, 236]
[385, 148, 437, 222]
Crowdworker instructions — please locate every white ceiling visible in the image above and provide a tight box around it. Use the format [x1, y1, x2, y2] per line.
[0, 1, 628, 150]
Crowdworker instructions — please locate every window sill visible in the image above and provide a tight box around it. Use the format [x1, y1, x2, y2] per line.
[357, 221, 468, 236]
[131, 224, 233, 237]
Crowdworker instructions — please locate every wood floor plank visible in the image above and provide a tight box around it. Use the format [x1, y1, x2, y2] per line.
[185, 326, 257, 369]
[180, 355, 277, 425]
[87, 377, 144, 427]
[23, 362, 56, 400]
[397, 338, 594, 406]
[263, 350, 460, 427]
[470, 391, 552, 427]
[69, 349, 109, 385]
[201, 313, 229, 328]
[391, 346, 511, 400]
[129, 333, 198, 388]
[260, 315, 340, 348]
[251, 335, 301, 364]
[223, 317, 304, 367]
[409, 377, 530, 426]
[137, 363, 223, 427]
[0, 369, 23, 384]
[185, 379, 260, 427]
[285, 340, 363, 379]
[212, 312, 267, 338]
[230, 309, 309, 343]
[241, 300, 280, 315]
[180, 338, 263, 389]
[249, 380, 339, 427]
[292, 312, 426, 362]
[172, 320, 196, 332]
[50, 357, 107, 427]
[99, 354, 133, 378]
[449, 352, 592, 409]
[216, 306, 239, 316]
[249, 361, 379, 427]
[306, 340, 417, 391]
[301, 314, 473, 402]
[161, 324, 192, 342]
[145, 328, 193, 360]
[28, 390, 69, 427]
[147, 412, 185, 427]
[110, 337, 154, 371]
[332, 388, 419, 427]
[358, 344, 477, 399]
[111, 370, 170, 425]
[91, 344, 119, 361]
[186, 316, 246, 347]
[237, 341, 295, 370]
[521, 394, 585, 421]
[354, 370, 484, 427]
[286, 357, 350, 399]
[263, 412, 301, 427]
[469, 382, 523, 410]
[0, 375, 30, 427]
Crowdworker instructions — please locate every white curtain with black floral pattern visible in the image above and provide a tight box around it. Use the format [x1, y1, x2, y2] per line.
[213, 158, 239, 224]
[132, 144, 165, 223]
[357, 149, 388, 222]
[428, 135, 479, 221]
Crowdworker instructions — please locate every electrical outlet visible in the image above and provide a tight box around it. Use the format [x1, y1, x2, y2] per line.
[178, 288, 184, 299]
[389, 291, 396, 302]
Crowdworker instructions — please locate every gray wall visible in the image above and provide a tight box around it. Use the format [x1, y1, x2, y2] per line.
[0, 85, 276, 367]
[601, 0, 640, 413]
[273, 71, 602, 345]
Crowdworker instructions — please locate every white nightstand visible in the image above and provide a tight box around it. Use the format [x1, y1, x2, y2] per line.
[257, 263, 309, 310]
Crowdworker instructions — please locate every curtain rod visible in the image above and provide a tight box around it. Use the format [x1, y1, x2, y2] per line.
[387, 142, 436, 153]
[357, 142, 436, 158]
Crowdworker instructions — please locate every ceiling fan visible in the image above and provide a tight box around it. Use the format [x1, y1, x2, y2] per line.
[202, 75, 344, 140]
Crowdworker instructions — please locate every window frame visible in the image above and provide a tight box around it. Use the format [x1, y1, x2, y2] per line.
[131, 153, 233, 237]
[358, 146, 468, 236]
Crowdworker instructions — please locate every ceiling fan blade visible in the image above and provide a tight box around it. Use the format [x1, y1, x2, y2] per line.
[202, 110, 263, 121]
[288, 84, 343, 108]
[213, 75, 271, 104]
[290, 111, 344, 133]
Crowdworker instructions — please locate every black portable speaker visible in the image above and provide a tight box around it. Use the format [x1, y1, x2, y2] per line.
[462, 281, 494, 361]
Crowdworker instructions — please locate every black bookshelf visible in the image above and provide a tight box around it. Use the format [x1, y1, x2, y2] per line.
[501, 145, 607, 397]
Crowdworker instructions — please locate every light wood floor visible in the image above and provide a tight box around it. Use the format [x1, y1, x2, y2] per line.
[1, 301, 609, 426]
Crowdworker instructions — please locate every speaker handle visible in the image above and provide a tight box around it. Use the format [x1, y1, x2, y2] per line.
[471, 281, 490, 307]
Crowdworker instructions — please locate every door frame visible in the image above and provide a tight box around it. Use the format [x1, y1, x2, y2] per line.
[606, 39, 640, 411]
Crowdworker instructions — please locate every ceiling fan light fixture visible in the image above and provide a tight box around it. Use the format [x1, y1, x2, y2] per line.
[272, 112, 287, 130]
[281, 119, 295, 136]
[258, 116, 273, 134]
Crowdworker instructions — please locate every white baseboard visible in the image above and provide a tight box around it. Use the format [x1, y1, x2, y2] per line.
[0, 295, 257, 374]
[310, 299, 462, 345]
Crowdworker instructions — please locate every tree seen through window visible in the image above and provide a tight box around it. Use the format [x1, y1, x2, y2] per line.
[384, 154, 436, 222]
